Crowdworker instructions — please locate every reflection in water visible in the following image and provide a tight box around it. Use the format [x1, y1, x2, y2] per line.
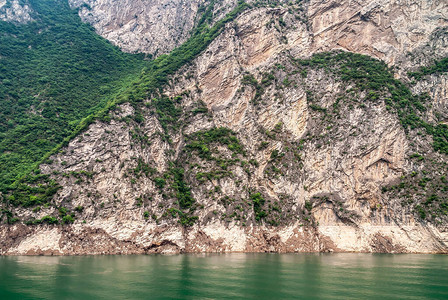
[1, 253, 447, 300]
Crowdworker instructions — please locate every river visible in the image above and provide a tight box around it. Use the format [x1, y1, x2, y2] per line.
[1, 253, 447, 299]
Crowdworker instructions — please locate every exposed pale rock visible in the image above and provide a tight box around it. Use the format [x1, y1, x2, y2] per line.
[0, 0, 33, 23]
[309, 0, 448, 64]
[413, 74, 448, 123]
[8, 228, 62, 255]
[69, 0, 238, 55]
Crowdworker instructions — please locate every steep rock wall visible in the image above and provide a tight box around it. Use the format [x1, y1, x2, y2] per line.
[1, 2, 448, 255]
[309, 0, 448, 65]
[68, 0, 238, 55]
[65, 0, 448, 64]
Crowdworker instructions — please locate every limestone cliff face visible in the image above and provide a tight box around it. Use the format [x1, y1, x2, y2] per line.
[1, 0, 448, 255]
[68, 0, 238, 55]
[308, 0, 448, 64]
[66, 0, 448, 62]
[0, 0, 33, 23]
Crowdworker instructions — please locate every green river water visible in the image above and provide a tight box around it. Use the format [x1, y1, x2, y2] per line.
[0, 253, 447, 299]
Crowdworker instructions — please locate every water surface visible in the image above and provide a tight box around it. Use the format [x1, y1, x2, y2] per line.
[0, 253, 447, 299]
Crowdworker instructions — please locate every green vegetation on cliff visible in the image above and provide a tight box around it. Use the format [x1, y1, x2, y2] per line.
[0, 0, 249, 192]
[1, 1, 446, 227]
[1, 0, 251, 225]
[296, 52, 448, 155]
[294, 51, 448, 222]
[0, 0, 147, 190]
[408, 57, 448, 80]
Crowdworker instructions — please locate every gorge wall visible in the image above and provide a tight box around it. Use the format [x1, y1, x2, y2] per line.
[1, 0, 448, 255]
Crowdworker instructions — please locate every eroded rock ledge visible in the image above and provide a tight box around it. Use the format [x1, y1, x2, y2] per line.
[1, 222, 447, 255]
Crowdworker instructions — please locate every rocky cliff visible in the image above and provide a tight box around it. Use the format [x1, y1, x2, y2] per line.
[0, 0, 33, 23]
[1, 0, 448, 255]
[68, 0, 239, 55]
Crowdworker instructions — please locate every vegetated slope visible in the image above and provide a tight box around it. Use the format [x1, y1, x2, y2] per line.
[0, 0, 147, 190]
[1, 0, 248, 208]
[0, 0, 447, 255]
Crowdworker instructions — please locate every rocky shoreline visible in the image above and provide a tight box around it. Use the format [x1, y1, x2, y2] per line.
[2, 222, 447, 255]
